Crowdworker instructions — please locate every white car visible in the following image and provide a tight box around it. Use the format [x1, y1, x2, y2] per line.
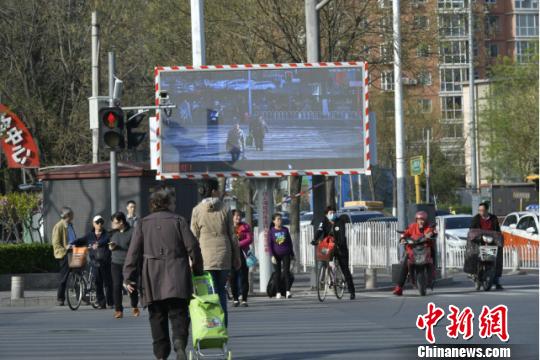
[501, 211, 528, 233]
[437, 214, 474, 247]
[503, 211, 539, 246]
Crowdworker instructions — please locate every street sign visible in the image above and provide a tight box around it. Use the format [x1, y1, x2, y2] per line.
[410, 156, 424, 177]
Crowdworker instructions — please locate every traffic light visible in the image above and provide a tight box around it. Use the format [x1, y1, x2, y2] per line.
[126, 111, 147, 149]
[99, 107, 125, 150]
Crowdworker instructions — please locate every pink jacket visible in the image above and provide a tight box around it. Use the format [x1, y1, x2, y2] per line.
[236, 222, 253, 251]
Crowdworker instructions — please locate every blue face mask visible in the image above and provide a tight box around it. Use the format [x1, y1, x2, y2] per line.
[327, 213, 337, 221]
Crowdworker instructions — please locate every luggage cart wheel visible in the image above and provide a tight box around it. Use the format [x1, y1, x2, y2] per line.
[227, 350, 232, 360]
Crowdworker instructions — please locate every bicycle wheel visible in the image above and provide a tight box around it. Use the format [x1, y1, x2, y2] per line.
[87, 275, 100, 309]
[333, 261, 346, 299]
[66, 271, 84, 311]
[317, 263, 328, 302]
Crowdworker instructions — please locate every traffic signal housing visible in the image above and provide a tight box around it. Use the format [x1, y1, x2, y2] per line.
[126, 111, 147, 149]
[99, 107, 125, 150]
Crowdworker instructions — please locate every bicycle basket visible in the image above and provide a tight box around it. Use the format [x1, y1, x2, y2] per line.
[69, 247, 88, 269]
[316, 236, 335, 262]
[478, 245, 498, 262]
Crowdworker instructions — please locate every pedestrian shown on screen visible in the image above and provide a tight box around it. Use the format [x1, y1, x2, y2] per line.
[82, 215, 113, 309]
[226, 123, 245, 162]
[313, 207, 356, 300]
[124, 186, 204, 360]
[126, 200, 138, 228]
[230, 209, 253, 307]
[51, 207, 75, 306]
[251, 116, 268, 151]
[191, 179, 241, 327]
[268, 213, 295, 299]
[109, 211, 140, 319]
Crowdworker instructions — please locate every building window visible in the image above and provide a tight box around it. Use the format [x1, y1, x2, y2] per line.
[440, 68, 468, 92]
[381, 71, 394, 91]
[516, 14, 539, 37]
[516, 40, 538, 63]
[485, 15, 500, 36]
[441, 96, 463, 120]
[416, 43, 431, 57]
[440, 40, 469, 64]
[418, 71, 433, 86]
[380, 42, 393, 63]
[413, 16, 429, 30]
[439, 14, 467, 37]
[438, 0, 466, 9]
[489, 43, 499, 57]
[418, 99, 433, 113]
[441, 123, 464, 139]
[515, 0, 538, 8]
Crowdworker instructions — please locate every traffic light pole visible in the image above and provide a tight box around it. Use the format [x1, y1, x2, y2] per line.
[109, 51, 118, 214]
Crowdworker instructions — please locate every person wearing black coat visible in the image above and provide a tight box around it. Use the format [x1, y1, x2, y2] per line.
[81, 215, 113, 309]
[313, 206, 356, 299]
[470, 202, 504, 290]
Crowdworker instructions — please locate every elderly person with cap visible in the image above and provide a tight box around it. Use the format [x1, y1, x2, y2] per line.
[79, 215, 113, 309]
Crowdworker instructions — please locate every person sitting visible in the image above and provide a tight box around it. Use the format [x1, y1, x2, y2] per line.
[392, 211, 434, 296]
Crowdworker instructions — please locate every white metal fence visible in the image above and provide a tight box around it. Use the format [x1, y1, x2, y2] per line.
[298, 221, 539, 273]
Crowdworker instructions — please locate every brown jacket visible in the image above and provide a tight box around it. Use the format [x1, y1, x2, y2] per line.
[123, 211, 204, 306]
[51, 220, 69, 259]
[190, 198, 240, 271]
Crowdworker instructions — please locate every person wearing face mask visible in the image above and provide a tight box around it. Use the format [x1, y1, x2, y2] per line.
[392, 211, 434, 296]
[313, 206, 356, 300]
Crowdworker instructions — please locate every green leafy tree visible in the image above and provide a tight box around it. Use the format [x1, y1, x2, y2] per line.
[480, 51, 539, 182]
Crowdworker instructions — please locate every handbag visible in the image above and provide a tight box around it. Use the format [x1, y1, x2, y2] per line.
[244, 248, 258, 268]
[316, 235, 336, 262]
[69, 246, 88, 268]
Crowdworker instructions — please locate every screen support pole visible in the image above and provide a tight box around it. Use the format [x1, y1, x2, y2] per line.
[255, 178, 276, 293]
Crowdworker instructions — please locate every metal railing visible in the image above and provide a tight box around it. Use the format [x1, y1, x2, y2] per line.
[298, 221, 539, 273]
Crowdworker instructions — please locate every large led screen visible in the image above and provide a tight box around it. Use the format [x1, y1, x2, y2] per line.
[156, 64, 366, 175]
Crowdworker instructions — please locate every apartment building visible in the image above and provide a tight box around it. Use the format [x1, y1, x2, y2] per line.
[371, 0, 538, 170]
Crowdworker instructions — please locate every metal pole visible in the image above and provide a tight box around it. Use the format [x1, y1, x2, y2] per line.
[468, 0, 478, 193]
[190, 0, 206, 67]
[108, 52, 118, 214]
[393, 0, 407, 230]
[415, 175, 421, 204]
[426, 128, 431, 203]
[91, 12, 99, 164]
[306, 0, 321, 289]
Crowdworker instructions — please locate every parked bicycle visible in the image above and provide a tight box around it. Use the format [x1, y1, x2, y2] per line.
[66, 262, 99, 311]
[317, 256, 346, 302]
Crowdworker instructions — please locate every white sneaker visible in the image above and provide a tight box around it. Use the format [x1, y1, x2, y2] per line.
[286, 291, 292, 299]
[276, 293, 282, 299]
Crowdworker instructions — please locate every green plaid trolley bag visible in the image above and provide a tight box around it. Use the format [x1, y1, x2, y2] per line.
[189, 272, 232, 360]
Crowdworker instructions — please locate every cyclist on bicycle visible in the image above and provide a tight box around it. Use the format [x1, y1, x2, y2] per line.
[392, 211, 434, 296]
[79, 215, 113, 309]
[313, 206, 355, 300]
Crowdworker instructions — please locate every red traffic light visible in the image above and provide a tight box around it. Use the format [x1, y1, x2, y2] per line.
[105, 112, 119, 128]
[99, 107, 125, 150]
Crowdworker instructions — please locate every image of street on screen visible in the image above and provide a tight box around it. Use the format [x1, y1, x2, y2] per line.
[157, 65, 366, 174]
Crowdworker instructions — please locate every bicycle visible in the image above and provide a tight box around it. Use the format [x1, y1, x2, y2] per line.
[66, 262, 100, 311]
[317, 256, 346, 302]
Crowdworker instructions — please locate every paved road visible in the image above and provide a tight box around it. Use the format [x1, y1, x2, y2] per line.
[162, 124, 363, 163]
[0, 273, 537, 359]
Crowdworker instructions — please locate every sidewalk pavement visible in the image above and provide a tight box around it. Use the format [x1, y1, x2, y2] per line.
[0, 269, 455, 307]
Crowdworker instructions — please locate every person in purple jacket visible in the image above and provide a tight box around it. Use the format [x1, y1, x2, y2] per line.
[230, 209, 253, 307]
[268, 213, 295, 299]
